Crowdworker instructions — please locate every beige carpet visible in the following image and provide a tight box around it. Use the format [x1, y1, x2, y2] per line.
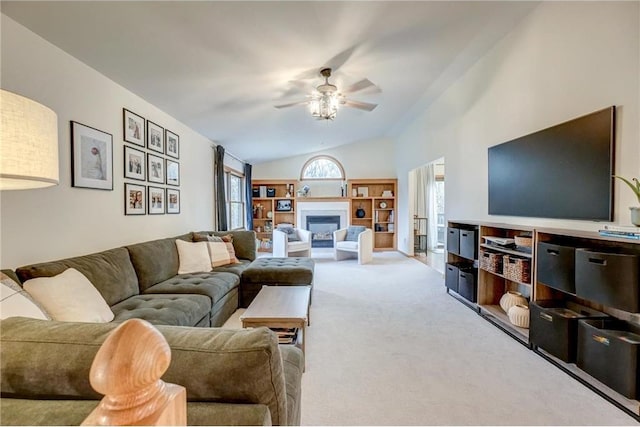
[224, 250, 637, 425]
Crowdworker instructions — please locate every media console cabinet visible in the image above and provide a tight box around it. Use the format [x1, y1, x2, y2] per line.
[446, 220, 640, 420]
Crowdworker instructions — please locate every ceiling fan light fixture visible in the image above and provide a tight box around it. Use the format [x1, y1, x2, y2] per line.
[309, 92, 339, 120]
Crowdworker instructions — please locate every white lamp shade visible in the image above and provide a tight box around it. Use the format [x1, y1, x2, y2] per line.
[1, 89, 59, 190]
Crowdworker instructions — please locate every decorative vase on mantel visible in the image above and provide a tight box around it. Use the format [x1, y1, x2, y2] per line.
[631, 207, 640, 227]
[499, 291, 527, 314]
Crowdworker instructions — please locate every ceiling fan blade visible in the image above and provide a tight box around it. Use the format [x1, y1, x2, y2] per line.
[343, 99, 378, 112]
[342, 78, 378, 94]
[274, 100, 308, 109]
[324, 46, 356, 72]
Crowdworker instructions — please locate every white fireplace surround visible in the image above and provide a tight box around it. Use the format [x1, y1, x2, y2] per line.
[296, 201, 350, 232]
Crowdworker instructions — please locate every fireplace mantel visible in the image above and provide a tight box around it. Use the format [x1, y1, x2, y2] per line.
[296, 200, 350, 232]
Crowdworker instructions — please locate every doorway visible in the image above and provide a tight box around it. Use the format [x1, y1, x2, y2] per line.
[409, 158, 445, 273]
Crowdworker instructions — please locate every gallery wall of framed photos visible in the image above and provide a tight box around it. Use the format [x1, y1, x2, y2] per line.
[123, 108, 180, 216]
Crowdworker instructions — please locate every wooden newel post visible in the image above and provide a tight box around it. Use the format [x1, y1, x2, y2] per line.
[82, 319, 187, 426]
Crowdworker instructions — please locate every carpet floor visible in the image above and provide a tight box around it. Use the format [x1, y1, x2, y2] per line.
[224, 250, 637, 425]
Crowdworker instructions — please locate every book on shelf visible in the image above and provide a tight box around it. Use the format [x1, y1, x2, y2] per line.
[598, 230, 640, 240]
[601, 224, 640, 233]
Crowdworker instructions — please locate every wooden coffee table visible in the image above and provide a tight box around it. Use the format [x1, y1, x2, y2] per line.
[240, 285, 311, 369]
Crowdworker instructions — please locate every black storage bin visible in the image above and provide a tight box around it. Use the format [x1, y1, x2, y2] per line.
[537, 242, 576, 294]
[447, 228, 460, 256]
[252, 188, 260, 197]
[458, 268, 477, 303]
[577, 318, 640, 399]
[459, 230, 477, 260]
[445, 263, 460, 293]
[266, 187, 276, 197]
[575, 248, 640, 312]
[530, 300, 607, 363]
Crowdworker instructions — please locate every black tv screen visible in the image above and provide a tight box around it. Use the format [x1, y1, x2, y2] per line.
[488, 107, 615, 221]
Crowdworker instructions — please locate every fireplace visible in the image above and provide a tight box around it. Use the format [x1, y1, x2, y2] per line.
[307, 215, 340, 248]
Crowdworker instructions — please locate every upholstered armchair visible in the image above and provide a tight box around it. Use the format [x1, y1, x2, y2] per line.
[333, 226, 373, 264]
[272, 226, 312, 257]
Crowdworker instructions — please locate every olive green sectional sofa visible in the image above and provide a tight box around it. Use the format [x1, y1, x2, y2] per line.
[0, 230, 305, 426]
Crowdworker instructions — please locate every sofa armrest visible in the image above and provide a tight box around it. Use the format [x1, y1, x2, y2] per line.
[1, 317, 294, 425]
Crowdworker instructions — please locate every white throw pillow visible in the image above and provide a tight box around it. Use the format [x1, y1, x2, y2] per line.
[176, 240, 212, 274]
[207, 241, 233, 267]
[0, 273, 50, 320]
[23, 268, 114, 323]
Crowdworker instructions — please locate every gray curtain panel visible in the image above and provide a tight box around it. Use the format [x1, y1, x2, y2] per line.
[215, 145, 228, 231]
[244, 163, 253, 231]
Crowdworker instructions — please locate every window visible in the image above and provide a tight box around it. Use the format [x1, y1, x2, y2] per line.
[300, 155, 345, 180]
[226, 171, 244, 230]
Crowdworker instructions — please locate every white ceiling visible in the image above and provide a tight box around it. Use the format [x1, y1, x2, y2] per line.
[1, 1, 537, 164]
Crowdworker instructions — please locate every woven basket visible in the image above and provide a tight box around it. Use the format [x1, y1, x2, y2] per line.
[515, 235, 533, 248]
[502, 255, 531, 283]
[480, 250, 503, 274]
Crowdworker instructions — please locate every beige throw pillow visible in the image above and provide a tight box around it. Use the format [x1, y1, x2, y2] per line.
[22, 268, 114, 323]
[207, 241, 233, 267]
[176, 240, 212, 274]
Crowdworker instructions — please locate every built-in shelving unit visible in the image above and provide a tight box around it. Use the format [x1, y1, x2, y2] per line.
[477, 223, 535, 345]
[445, 220, 640, 419]
[348, 179, 397, 250]
[251, 180, 297, 251]
[445, 221, 479, 309]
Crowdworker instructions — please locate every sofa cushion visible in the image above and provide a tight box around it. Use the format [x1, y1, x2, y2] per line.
[110, 294, 211, 327]
[336, 240, 359, 251]
[126, 234, 191, 292]
[15, 247, 139, 306]
[144, 272, 239, 306]
[0, 317, 294, 426]
[212, 259, 252, 277]
[0, 399, 98, 426]
[175, 240, 212, 274]
[23, 268, 114, 323]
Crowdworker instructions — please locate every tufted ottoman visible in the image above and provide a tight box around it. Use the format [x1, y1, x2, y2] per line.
[240, 257, 315, 307]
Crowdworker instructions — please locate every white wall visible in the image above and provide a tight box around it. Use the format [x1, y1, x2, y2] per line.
[0, 15, 216, 268]
[252, 137, 396, 197]
[395, 2, 640, 254]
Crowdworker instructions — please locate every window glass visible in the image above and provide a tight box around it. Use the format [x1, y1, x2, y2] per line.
[300, 156, 344, 180]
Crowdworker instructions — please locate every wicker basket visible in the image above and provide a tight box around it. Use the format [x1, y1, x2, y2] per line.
[480, 250, 503, 274]
[502, 255, 531, 283]
[515, 235, 533, 248]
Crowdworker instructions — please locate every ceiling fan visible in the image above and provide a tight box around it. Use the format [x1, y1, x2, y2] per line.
[274, 68, 379, 120]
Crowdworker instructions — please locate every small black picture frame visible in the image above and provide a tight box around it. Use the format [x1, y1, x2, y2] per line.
[276, 199, 292, 211]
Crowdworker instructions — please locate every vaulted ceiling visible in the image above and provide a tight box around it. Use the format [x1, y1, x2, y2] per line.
[1, 1, 537, 164]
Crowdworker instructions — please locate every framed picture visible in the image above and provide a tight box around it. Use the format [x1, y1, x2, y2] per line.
[125, 183, 146, 215]
[166, 188, 180, 214]
[357, 186, 369, 197]
[147, 153, 165, 184]
[166, 160, 180, 186]
[165, 129, 179, 159]
[148, 186, 165, 215]
[124, 146, 145, 181]
[71, 121, 113, 190]
[276, 199, 292, 211]
[123, 109, 145, 146]
[147, 121, 164, 153]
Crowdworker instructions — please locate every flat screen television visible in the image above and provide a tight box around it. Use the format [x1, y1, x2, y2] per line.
[488, 106, 615, 221]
